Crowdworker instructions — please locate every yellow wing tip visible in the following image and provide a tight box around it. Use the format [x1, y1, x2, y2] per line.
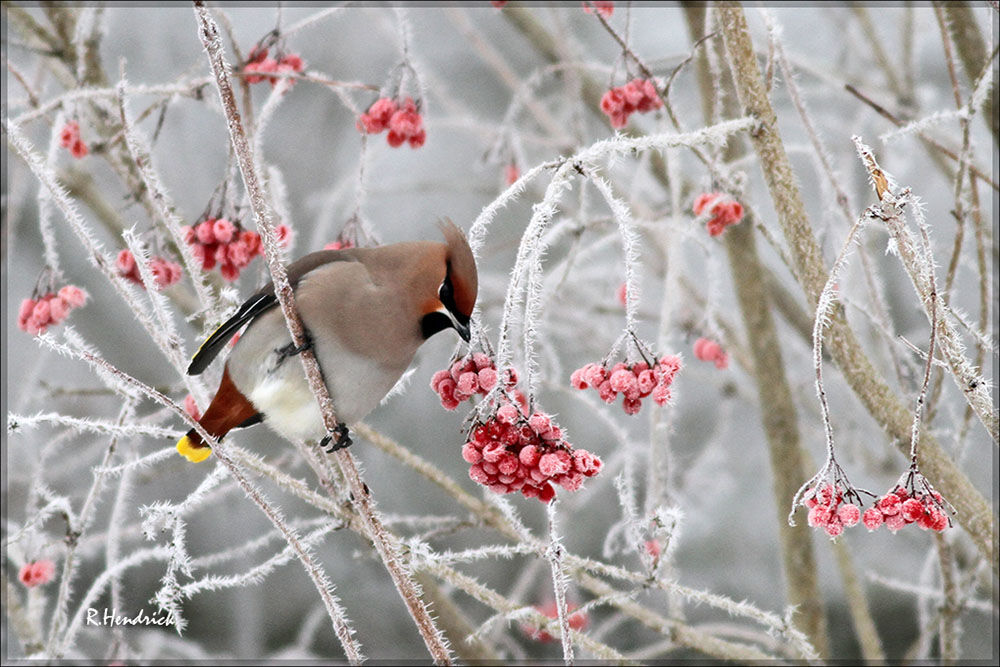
[177, 435, 212, 463]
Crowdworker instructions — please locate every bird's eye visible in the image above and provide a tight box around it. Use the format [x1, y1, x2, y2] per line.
[438, 277, 455, 306]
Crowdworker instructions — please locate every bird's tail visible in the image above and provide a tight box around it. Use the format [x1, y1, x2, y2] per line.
[177, 366, 261, 463]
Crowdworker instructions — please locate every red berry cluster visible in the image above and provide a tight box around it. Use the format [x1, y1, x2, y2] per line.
[18, 286, 88, 335]
[520, 601, 589, 642]
[693, 193, 744, 237]
[18, 560, 55, 588]
[600, 78, 662, 129]
[802, 483, 862, 538]
[430, 353, 515, 410]
[463, 402, 602, 502]
[357, 97, 426, 148]
[116, 250, 182, 290]
[243, 48, 305, 89]
[862, 486, 949, 533]
[59, 121, 88, 159]
[182, 218, 292, 281]
[693, 337, 728, 370]
[583, 1, 614, 18]
[570, 355, 681, 415]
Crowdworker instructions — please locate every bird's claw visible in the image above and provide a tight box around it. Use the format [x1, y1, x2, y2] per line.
[276, 331, 313, 363]
[320, 423, 352, 452]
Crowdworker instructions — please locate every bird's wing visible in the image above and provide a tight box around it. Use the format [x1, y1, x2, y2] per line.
[187, 249, 362, 375]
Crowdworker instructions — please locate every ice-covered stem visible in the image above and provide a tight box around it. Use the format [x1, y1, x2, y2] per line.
[683, 6, 829, 655]
[575, 571, 779, 661]
[716, 2, 995, 572]
[843, 83, 997, 191]
[192, 5, 452, 662]
[44, 400, 134, 657]
[38, 114, 65, 279]
[909, 250, 938, 463]
[812, 213, 870, 463]
[940, 1, 998, 147]
[413, 572, 502, 663]
[545, 502, 574, 665]
[854, 137, 996, 443]
[588, 172, 641, 333]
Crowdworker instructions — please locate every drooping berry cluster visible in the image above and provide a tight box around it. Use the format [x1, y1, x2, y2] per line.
[18, 286, 88, 335]
[801, 483, 862, 538]
[243, 48, 306, 89]
[693, 337, 728, 370]
[599, 78, 662, 129]
[693, 192, 744, 237]
[116, 250, 182, 290]
[862, 485, 949, 533]
[570, 355, 681, 415]
[430, 353, 514, 410]
[182, 218, 292, 281]
[357, 97, 426, 148]
[18, 560, 55, 588]
[520, 601, 589, 642]
[59, 121, 88, 159]
[462, 402, 602, 502]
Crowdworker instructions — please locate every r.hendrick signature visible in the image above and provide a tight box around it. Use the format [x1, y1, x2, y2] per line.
[86, 607, 177, 627]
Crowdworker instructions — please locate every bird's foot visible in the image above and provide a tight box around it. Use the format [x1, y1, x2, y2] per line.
[276, 331, 313, 363]
[320, 423, 352, 453]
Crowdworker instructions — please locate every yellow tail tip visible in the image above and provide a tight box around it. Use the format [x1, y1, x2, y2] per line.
[176, 435, 212, 463]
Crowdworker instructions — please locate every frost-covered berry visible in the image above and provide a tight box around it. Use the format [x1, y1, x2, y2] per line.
[694, 193, 744, 237]
[19, 560, 55, 588]
[599, 77, 660, 128]
[862, 507, 883, 531]
[693, 337, 728, 370]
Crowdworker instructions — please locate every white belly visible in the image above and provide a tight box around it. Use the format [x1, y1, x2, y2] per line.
[241, 345, 402, 443]
[249, 373, 327, 442]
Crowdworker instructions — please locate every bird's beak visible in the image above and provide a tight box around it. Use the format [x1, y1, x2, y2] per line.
[454, 318, 471, 342]
[432, 304, 471, 342]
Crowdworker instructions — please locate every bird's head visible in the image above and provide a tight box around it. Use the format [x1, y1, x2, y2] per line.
[420, 219, 478, 342]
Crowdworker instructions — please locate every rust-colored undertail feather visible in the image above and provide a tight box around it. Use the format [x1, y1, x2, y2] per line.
[176, 366, 260, 463]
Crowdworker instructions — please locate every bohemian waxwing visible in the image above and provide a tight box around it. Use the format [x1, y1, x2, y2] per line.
[176, 219, 477, 462]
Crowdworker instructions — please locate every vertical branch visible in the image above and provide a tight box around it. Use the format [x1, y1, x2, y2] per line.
[684, 6, 829, 655]
[935, 533, 960, 665]
[191, 5, 453, 663]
